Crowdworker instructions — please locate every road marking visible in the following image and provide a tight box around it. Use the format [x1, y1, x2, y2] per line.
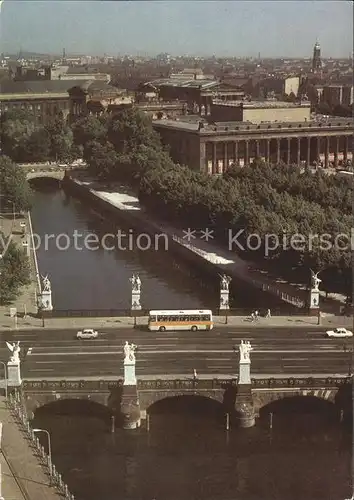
[30, 369, 54, 372]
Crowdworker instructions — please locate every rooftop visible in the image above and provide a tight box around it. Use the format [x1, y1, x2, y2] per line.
[212, 100, 311, 108]
[152, 117, 353, 134]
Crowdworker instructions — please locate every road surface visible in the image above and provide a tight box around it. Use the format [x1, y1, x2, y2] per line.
[0, 327, 352, 378]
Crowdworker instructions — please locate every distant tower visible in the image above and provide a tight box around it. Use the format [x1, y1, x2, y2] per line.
[62, 48, 66, 62]
[312, 40, 322, 72]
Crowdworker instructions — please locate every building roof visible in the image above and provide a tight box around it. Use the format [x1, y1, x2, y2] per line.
[0, 79, 89, 94]
[212, 100, 311, 109]
[152, 117, 353, 134]
[146, 78, 219, 90]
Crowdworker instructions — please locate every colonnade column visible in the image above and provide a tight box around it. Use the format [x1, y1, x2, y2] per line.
[306, 137, 311, 167]
[343, 136, 348, 163]
[233, 141, 239, 166]
[244, 140, 249, 166]
[286, 138, 291, 165]
[297, 138, 301, 166]
[200, 141, 206, 173]
[266, 139, 270, 163]
[212, 142, 217, 174]
[224, 142, 228, 172]
[255, 140, 260, 158]
[324, 137, 329, 168]
[334, 136, 339, 168]
[316, 137, 321, 164]
[276, 139, 280, 164]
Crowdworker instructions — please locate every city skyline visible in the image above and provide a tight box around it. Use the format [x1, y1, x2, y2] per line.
[0, 1, 353, 58]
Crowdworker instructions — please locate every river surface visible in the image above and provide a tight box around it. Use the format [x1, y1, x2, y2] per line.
[30, 184, 214, 310]
[30, 183, 352, 499]
[29, 183, 279, 311]
[33, 399, 352, 500]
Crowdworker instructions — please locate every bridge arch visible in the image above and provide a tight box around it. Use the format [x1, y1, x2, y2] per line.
[140, 391, 225, 414]
[24, 392, 112, 418]
[256, 393, 337, 419]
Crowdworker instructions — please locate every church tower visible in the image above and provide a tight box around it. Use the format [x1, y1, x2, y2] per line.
[312, 40, 322, 73]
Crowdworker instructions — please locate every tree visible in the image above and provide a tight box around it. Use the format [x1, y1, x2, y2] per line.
[107, 108, 161, 154]
[45, 117, 74, 162]
[25, 128, 51, 162]
[0, 110, 36, 162]
[0, 235, 31, 304]
[71, 115, 107, 146]
[0, 156, 33, 211]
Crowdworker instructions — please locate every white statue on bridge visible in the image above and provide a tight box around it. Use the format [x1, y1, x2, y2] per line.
[239, 340, 253, 363]
[219, 273, 231, 291]
[130, 274, 141, 293]
[310, 269, 321, 291]
[41, 274, 51, 292]
[124, 341, 137, 363]
[6, 341, 21, 364]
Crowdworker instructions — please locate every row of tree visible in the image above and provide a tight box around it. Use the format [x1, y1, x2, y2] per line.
[0, 156, 33, 304]
[0, 110, 82, 163]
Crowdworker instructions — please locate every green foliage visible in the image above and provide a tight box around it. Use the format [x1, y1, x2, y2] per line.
[138, 162, 353, 297]
[0, 156, 33, 211]
[0, 110, 36, 162]
[0, 234, 31, 304]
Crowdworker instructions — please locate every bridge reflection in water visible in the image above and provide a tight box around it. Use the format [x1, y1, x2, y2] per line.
[30, 387, 352, 500]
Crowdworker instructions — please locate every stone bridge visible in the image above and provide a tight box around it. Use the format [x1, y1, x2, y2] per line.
[21, 376, 352, 418]
[22, 164, 84, 181]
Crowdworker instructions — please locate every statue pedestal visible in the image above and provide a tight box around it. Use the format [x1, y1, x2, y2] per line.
[234, 384, 255, 428]
[38, 289, 53, 311]
[308, 288, 320, 315]
[7, 362, 21, 387]
[239, 362, 251, 385]
[131, 292, 141, 311]
[219, 290, 229, 310]
[121, 385, 141, 430]
[124, 362, 136, 386]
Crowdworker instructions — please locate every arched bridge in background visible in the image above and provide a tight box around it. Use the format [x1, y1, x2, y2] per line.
[22, 164, 84, 181]
[21, 376, 352, 418]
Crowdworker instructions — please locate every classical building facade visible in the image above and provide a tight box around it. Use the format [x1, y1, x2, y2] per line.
[0, 80, 77, 124]
[153, 117, 353, 173]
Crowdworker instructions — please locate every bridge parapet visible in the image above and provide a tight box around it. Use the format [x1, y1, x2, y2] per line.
[22, 375, 351, 394]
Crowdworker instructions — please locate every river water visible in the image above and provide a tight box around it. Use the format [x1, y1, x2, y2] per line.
[33, 399, 352, 500]
[30, 183, 352, 499]
[29, 182, 279, 311]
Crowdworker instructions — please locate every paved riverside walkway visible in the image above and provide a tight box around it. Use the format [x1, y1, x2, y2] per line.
[0, 313, 352, 331]
[76, 178, 347, 313]
[0, 397, 64, 500]
[0, 213, 38, 320]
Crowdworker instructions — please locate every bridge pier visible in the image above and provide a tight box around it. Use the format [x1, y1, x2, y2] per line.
[120, 385, 141, 430]
[235, 340, 255, 427]
[121, 342, 141, 429]
[234, 384, 255, 428]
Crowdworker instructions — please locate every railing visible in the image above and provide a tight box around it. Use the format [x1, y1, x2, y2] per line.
[6, 391, 76, 500]
[41, 307, 310, 318]
[22, 376, 352, 393]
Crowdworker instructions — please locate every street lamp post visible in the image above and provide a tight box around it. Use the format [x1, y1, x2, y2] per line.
[0, 362, 8, 400]
[32, 428, 52, 477]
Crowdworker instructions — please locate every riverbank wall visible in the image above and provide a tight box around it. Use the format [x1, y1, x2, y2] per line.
[62, 176, 305, 313]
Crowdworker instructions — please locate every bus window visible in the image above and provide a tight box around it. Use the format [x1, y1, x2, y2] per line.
[149, 315, 156, 322]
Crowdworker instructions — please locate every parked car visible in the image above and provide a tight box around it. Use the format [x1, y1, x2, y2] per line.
[325, 328, 353, 338]
[76, 329, 98, 339]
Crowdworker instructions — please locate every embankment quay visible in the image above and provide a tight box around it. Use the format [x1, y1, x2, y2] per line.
[0, 396, 74, 500]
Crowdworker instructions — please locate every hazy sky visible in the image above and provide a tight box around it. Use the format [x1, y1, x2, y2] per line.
[0, 1, 353, 58]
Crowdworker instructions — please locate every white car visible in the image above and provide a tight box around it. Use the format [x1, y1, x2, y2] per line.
[76, 329, 98, 339]
[325, 328, 353, 338]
